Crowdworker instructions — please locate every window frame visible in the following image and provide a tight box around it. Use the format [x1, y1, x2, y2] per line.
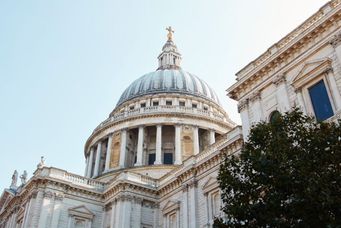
[302, 76, 335, 120]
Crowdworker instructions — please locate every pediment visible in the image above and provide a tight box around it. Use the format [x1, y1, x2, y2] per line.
[291, 58, 332, 89]
[162, 200, 180, 214]
[0, 189, 15, 213]
[202, 176, 219, 194]
[68, 205, 94, 219]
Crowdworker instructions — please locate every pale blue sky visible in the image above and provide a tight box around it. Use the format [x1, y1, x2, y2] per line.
[0, 0, 327, 190]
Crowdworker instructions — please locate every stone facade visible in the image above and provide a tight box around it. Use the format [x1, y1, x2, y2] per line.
[2, 1, 341, 227]
[227, 0, 341, 141]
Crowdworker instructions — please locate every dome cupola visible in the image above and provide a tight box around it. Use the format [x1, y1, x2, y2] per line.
[157, 26, 182, 70]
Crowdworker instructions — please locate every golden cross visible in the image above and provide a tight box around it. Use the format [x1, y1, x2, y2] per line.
[166, 26, 174, 41]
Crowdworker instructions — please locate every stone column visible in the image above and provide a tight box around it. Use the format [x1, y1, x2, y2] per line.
[238, 99, 250, 141]
[135, 126, 144, 166]
[86, 148, 94, 178]
[326, 68, 341, 111]
[121, 197, 132, 228]
[105, 135, 113, 171]
[132, 198, 142, 227]
[273, 75, 291, 112]
[38, 192, 53, 228]
[204, 193, 211, 227]
[22, 196, 33, 227]
[110, 201, 116, 228]
[84, 156, 89, 177]
[114, 199, 121, 228]
[193, 126, 199, 155]
[174, 125, 182, 165]
[209, 129, 215, 145]
[119, 129, 127, 168]
[50, 194, 63, 227]
[189, 181, 198, 228]
[182, 185, 189, 228]
[250, 91, 263, 123]
[93, 142, 102, 177]
[296, 89, 307, 114]
[154, 125, 162, 165]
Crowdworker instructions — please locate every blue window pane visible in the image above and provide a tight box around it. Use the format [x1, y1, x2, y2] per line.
[308, 80, 334, 121]
[164, 153, 173, 164]
[148, 153, 155, 165]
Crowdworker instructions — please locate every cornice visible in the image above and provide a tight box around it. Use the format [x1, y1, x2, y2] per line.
[227, 2, 341, 100]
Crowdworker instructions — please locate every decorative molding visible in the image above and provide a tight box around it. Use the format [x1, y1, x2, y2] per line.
[329, 31, 341, 48]
[237, 99, 249, 112]
[272, 74, 287, 86]
[249, 91, 261, 103]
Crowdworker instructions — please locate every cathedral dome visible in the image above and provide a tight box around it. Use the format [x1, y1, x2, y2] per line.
[116, 69, 220, 107]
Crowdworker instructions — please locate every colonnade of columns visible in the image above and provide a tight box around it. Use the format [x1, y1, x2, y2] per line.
[85, 125, 216, 178]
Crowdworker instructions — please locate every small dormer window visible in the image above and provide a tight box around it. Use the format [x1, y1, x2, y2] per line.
[166, 100, 172, 106]
[153, 101, 159, 106]
[192, 103, 197, 109]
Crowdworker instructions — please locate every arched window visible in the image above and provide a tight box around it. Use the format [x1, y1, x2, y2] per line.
[269, 110, 281, 124]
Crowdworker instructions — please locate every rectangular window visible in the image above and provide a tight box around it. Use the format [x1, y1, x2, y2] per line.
[129, 106, 135, 110]
[166, 100, 172, 106]
[148, 153, 156, 165]
[153, 101, 159, 106]
[308, 80, 334, 121]
[140, 103, 146, 108]
[203, 106, 208, 111]
[179, 101, 185, 107]
[163, 153, 173, 164]
[192, 103, 197, 109]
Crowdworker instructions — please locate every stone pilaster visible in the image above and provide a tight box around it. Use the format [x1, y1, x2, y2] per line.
[93, 142, 102, 177]
[193, 126, 199, 155]
[105, 135, 113, 171]
[174, 124, 182, 165]
[154, 125, 162, 165]
[119, 129, 127, 168]
[86, 148, 94, 178]
[135, 126, 144, 166]
[182, 184, 189, 228]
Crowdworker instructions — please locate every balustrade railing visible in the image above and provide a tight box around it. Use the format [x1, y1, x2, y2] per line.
[37, 167, 105, 191]
[94, 105, 226, 132]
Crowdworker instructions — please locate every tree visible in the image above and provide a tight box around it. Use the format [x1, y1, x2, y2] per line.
[217, 109, 341, 227]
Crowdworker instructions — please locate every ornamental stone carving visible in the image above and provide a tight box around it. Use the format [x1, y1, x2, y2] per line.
[237, 99, 249, 112]
[330, 32, 341, 48]
[272, 74, 287, 86]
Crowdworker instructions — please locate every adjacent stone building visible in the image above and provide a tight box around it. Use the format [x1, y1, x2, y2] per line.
[227, 0, 341, 140]
[1, 0, 341, 227]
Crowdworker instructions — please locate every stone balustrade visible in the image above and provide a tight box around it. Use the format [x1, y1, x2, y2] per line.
[93, 105, 227, 133]
[35, 167, 106, 191]
[116, 171, 157, 188]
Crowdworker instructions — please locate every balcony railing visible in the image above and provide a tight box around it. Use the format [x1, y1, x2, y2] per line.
[93, 105, 227, 133]
[36, 167, 106, 191]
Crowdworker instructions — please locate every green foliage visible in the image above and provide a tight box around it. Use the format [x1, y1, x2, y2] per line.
[218, 109, 341, 227]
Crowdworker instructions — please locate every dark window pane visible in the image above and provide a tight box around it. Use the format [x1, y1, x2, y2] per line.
[153, 101, 159, 106]
[148, 153, 155, 165]
[179, 101, 185, 106]
[166, 100, 172, 106]
[192, 104, 197, 108]
[164, 153, 173, 164]
[269, 110, 281, 124]
[308, 80, 334, 121]
[140, 103, 146, 108]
